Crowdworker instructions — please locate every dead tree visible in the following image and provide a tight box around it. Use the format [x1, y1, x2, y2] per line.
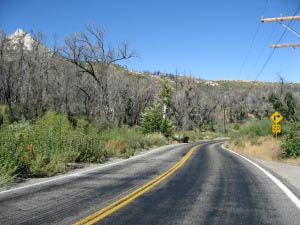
[62, 25, 136, 122]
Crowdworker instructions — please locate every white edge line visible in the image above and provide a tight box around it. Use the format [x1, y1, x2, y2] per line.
[221, 144, 300, 211]
[0, 143, 187, 195]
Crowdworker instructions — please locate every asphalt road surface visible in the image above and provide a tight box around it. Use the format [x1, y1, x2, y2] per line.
[0, 140, 299, 225]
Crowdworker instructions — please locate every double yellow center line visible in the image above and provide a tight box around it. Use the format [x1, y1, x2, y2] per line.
[74, 144, 200, 225]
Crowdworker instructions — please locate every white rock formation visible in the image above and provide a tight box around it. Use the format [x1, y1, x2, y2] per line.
[8, 28, 34, 51]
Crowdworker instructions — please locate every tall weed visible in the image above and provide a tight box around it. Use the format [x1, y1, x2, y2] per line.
[0, 112, 168, 186]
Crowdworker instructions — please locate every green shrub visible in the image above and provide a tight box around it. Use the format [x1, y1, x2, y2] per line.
[228, 118, 273, 147]
[143, 133, 167, 147]
[0, 162, 17, 186]
[231, 118, 272, 139]
[33, 112, 73, 152]
[67, 112, 77, 128]
[0, 113, 3, 127]
[199, 123, 215, 132]
[140, 104, 175, 138]
[282, 122, 300, 158]
[0, 119, 32, 177]
[0, 105, 11, 127]
[160, 119, 175, 138]
[69, 125, 105, 163]
[232, 123, 240, 130]
[0, 112, 168, 186]
[140, 104, 163, 134]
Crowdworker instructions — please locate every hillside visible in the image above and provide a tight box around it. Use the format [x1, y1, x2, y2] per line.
[1, 28, 300, 129]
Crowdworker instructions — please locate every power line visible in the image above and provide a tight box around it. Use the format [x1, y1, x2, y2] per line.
[278, 22, 300, 38]
[237, 0, 269, 79]
[246, 22, 276, 80]
[253, 47, 276, 81]
[237, 23, 261, 78]
[254, 3, 300, 81]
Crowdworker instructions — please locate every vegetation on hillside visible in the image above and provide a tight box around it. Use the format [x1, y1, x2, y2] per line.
[2, 27, 300, 130]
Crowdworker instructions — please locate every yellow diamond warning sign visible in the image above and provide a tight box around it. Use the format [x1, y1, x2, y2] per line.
[272, 124, 281, 134]
[270, 111, 283, 124]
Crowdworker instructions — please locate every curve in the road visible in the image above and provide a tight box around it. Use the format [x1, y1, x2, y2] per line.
[1, 140, 299, 225]
[73, 144, 201, 225]
[222, 144, 300, 211]
[97, 142, 300, 225]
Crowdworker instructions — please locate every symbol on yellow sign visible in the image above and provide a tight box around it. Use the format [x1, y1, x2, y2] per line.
[272, 124, 281, 134]
[270, 111, 283, 124]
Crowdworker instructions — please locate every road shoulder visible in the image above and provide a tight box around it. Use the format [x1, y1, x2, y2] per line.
[0, 143, 187, 193]
[250, 157, 300, 198]
[222, 143, 300, 198]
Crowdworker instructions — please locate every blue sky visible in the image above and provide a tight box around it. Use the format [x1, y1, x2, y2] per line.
[1, 0, 300, 82]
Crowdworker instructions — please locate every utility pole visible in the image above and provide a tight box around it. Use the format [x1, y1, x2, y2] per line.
[261, 15, 300, 49]
[222, 103, 227, 135]
[261, 16, 300, 23]
[270, 43, 300, 48]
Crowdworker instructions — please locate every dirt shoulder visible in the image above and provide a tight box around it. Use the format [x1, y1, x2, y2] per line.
[226, 136, 300, 166]
[226, 136, 300, 194]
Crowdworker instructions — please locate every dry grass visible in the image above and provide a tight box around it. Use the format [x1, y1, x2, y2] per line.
[280, 156, 300, 166]
[105, 140, 128, 154]
[227, 136, 300, 166]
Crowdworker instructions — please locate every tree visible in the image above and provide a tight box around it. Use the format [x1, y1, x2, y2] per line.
[0, 29, 24, 121]
[139, 103, 175, 137]
[62, 24, 136, 123]
[268, 92, 287, 116]
[268, 91, 298, 122]
[284, 91, 298, 122]
[159, 78, 173, 119]
[140, 104, 163, 134]
[277, 73, 285, 97]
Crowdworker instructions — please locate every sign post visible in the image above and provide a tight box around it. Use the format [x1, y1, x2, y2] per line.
[270, 111, 283, 138]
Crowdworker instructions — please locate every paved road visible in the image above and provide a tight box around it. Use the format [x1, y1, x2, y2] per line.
[0, 141, 299, 224]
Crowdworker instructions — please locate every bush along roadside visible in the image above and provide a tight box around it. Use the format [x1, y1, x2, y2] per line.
[226, 118, 300, 163]
[0, 112, 169, 186]
[0, 110, 223, 187]
[227, 118, 273, 148]
[281, 122, 300, 158]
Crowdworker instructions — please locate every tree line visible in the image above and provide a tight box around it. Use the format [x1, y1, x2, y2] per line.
[1, 26, 300, 130]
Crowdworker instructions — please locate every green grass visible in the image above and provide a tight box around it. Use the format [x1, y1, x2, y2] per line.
[228, 118, 273, 148]
[0, 112, 169, 186]
[228, 118, 300, 160]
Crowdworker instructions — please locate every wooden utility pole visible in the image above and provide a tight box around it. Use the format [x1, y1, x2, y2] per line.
[270, 43, 300, 48]
[261, 15, 300, 49]
[261, 16, 300, 23]
[222, 103, 227, 135]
